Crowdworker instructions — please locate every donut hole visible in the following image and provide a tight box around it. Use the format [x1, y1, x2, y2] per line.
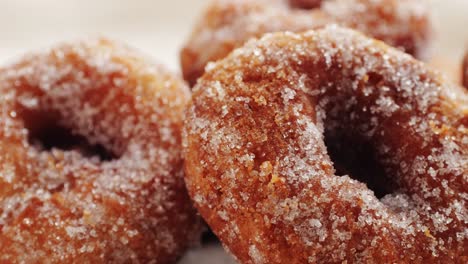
[22, 109, 116, 161]
[289, 0, 322, 10]
[325, 135, 397, 198]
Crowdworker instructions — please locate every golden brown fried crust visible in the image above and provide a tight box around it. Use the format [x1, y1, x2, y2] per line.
[183, 26, 467, 263]
[0, 39, 203, 262]
[181, 0, 432, 86]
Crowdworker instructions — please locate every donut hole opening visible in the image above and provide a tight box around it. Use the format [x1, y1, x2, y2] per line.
[22, 109, 116, 161]
[289, 0, 322, 10]
[325, 136, 397, 198]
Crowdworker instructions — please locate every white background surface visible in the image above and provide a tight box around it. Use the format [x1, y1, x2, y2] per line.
[0, 1, 466, 263]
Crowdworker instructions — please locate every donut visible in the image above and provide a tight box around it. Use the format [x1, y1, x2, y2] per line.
[181, 0, 432, 86]
[0, 39, 203, 262]
[183, 26, 467, 263]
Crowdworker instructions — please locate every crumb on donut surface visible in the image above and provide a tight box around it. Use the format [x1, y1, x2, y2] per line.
[184, 26, 467, 263]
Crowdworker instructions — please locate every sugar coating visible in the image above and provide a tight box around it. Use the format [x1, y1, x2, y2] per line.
[180, 0, 432, 86]
[184, 26, 467, 263]
[0, 39, 203, 262]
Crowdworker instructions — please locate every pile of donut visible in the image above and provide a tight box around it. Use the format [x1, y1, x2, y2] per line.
[0, 0, 466, 263]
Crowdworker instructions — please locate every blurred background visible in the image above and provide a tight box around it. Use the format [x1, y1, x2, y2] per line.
[0, 0, 206, 70]
[0, 0, 466, 263]
[0, 0, 467, 72]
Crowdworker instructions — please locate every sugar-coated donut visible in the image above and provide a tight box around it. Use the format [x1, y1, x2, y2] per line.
[0, 39, 203, 262]
[184, 26, 467, 263]
[181, 0, 432, 86]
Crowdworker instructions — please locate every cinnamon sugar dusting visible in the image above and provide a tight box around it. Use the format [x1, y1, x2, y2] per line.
[184, 26, 467, 263]
[181, 0, 432, 85]
[0, 38, 203, 262]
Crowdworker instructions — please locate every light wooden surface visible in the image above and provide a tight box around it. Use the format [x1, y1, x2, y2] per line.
[0, 1, 466, 263]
